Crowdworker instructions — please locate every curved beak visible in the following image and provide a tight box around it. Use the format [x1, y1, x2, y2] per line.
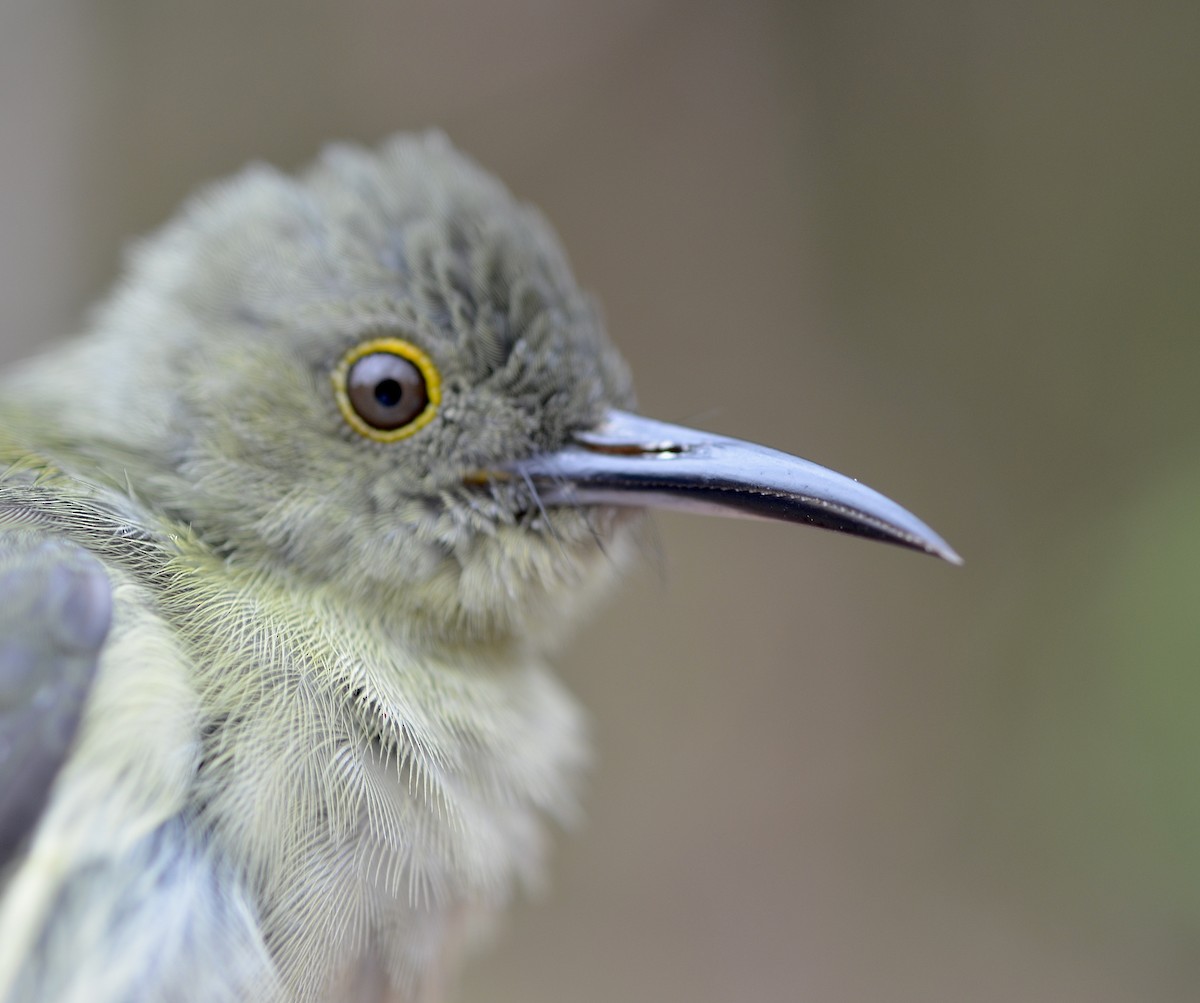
[500, 410, 961, 564]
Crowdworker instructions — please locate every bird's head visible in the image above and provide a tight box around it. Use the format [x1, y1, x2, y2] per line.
[10, 134, 957, 647]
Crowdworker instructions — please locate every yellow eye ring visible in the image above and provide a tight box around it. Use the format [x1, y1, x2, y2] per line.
[333, 337, 442, 442]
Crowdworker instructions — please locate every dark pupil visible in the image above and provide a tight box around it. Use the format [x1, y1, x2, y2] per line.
[375, 378, 403, 408]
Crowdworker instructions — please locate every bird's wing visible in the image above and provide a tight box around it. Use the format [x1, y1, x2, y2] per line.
[0, 531, 111, 865]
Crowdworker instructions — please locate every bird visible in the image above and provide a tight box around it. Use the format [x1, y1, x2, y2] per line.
[0, 132, 958, 1003]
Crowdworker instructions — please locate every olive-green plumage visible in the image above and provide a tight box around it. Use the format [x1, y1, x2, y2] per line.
[0, 134, 635, 1002]
[0, 133, 956, 1003]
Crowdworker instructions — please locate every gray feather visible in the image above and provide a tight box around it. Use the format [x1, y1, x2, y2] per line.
[0, 532, 111, 864]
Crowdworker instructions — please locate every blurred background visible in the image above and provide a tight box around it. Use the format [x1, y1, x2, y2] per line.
[2, 1, 1198, 1000]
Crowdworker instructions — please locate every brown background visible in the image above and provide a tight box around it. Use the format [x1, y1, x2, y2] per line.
[3, 2, 1198, 1001]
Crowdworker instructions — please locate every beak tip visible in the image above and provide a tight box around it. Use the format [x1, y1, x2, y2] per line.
[935, 543, 965, 566]
[917, 532, 963, 565]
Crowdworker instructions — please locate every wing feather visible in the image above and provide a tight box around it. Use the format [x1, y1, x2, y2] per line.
[0, 531, 111, 863]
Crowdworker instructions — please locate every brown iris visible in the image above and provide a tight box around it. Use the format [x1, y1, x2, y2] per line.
[333, 337, 441, 441]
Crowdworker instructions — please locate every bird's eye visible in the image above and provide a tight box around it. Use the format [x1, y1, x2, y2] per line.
[333, 337, 441, 441]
